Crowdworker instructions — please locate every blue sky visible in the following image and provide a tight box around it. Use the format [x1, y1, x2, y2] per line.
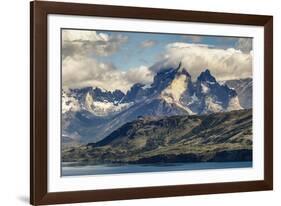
[95, 30, 240, 71]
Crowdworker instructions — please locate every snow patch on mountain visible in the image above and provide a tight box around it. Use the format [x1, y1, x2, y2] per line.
[62, 87, 132, 117]
[161, 74, 188, 103]
[186, 94, 199, 106]
[201, 83, 209, 94]
[203, 97, 224, 113]
[84, 92, 94, 111]
[80, 92, 133, 116]
[91, 101, 133, 116]
[227, 96, 243, 111]
[85, 97, 133, 116]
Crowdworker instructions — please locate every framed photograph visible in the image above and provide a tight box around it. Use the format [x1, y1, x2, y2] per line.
[30, 1, 273, 205]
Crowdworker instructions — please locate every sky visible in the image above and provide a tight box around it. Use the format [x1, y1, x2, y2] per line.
[62, 29, 252, 92]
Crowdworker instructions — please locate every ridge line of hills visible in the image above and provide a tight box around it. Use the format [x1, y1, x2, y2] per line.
[62, 109, 252, 164]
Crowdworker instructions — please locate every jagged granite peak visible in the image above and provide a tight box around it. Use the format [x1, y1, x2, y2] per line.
[222, 78, 252, 109]
[149, 62, 192, 96]
[150, 68, 178, 93]
[112, 89, 126, 101]
[198, 70, 241, 113]
[122, 83, 148, 103]
[160, 71, 193, 113]
[197, 69, 216, 83]
[62, 86, 130, 118]
[70, 87, 125, 102]
[176, 61, 191, 78]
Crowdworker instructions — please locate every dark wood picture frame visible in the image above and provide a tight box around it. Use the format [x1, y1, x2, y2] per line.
[30, 1, 273, 205]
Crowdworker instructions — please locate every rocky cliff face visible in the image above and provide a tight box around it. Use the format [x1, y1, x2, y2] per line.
[222, 78, 252, 109]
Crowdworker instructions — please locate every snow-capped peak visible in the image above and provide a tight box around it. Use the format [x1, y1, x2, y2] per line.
[82, 91, 132, 116]
[62, 87, 130, 116]
[176, 62, 191, 77]
[92, 86, 107, 92]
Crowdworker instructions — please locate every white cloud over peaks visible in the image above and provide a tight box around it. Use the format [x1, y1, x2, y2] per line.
[62, 55, 153, 92]
[62, 30, 105, 42]
[62, 30, 252, 93]
[125, 65, 154, 85]
[235, 38, 252, 53]
[62, 30, 128, 58]
[62, 30, 155, 92]
[152, 42, 252, 81]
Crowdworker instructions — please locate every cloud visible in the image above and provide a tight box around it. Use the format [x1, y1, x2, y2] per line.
[235, 38, 252, 53]
[62, 54, 153, 92]
[62, 30, 252, 93]
[150, 42, 252, 81]
[124, 66, 154, 85]
[62, 30, 105, 42]
[62, 30, 128, 58]
[140, 40, 157, 48]
[62, 30, 154, 92]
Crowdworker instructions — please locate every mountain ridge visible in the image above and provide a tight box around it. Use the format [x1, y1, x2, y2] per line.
[62, 63, 251, 143]
[62, 109, 252, 164]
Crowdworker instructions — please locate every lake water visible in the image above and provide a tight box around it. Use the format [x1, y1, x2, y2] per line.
[62, 161, 252, 176]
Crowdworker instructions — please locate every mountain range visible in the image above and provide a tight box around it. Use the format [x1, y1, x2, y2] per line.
[62, 63, 252, 143]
